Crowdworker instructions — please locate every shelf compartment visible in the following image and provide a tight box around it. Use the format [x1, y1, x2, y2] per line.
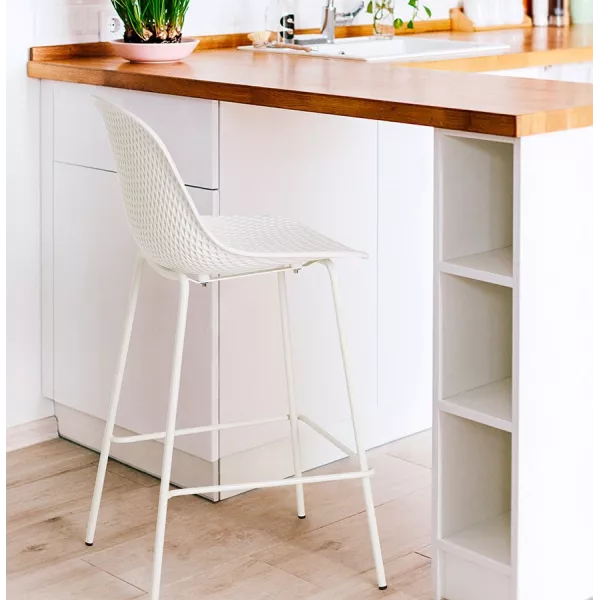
[437, 133, 513, 268]
[440, 551, 512, 600]
[440, 274, 512, 401]
[439, 511, 512, 574]
[440, 246, 513, 288]
[439, 413, 512, 574]
[438, 377, 512, 432]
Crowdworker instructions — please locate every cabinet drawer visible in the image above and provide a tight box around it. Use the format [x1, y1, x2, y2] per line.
[53, 81, 219, 189]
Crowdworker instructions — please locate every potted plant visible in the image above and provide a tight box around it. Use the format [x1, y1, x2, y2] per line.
[367, 0, 432, 39]
[110, 0, 198, 63]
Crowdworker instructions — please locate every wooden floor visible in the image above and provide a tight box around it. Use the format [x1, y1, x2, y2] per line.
[6, 431, 433, 599]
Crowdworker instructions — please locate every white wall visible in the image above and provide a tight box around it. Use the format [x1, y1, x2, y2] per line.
[34, 0, 458, 45]
[184, 0, 457, 35]
[6, 0, 53, 427]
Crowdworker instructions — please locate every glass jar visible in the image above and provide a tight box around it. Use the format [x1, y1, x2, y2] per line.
[373, 0, 395, 40]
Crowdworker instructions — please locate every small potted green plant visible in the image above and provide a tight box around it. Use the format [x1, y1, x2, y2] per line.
[110, 0, 198, 63]
[367, 0, 432, 39]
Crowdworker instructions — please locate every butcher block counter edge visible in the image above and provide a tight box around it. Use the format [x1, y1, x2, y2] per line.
[28, 27, 593, 137]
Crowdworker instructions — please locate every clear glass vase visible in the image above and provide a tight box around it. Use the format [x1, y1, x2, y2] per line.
[373, 0, 395, 40]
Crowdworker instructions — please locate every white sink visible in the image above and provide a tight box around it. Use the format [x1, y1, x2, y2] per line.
[239, 36, 510, 63]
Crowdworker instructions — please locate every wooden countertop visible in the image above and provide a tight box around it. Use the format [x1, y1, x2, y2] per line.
[27, 26, 593, 138]
[396, 24, 593, 71]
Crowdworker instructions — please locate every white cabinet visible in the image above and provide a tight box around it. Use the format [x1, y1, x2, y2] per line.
[53, 82, 219, 189]
[377, 122, 434, 435]
[433, 128, 593, 600]
[217, 104, 434, 492]
[218, 103, 379, 489]
[42, 84, 434, 499]
[43, 81, 222, 493]
[537, 62, 593, 83]
[49, 160, 220, 491]
[485, 66, 544, 79]
[486, 61, 593, 83]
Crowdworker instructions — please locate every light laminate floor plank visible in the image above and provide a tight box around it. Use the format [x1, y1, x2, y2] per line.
[7, 437, 433, 599]
[104, 458, 160, 488]
[215, 452, 430, 541]
[83, 500, 285, 592]
[374, 430, 433, 469]
[8, 485, 171, 577]
[6, 438, 98, 489]
[158, 556, 322, 599]
[252, 487, 431, 590]
[306, 552, 432, 599]
[7, 465, 139, 532]
[415, 545, 432, 559]
[7, 557, 146, 600]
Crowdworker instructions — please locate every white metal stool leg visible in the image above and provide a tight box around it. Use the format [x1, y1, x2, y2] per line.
[85, 254, 145, 546]
[151, 275, 190, 600]
[323, 259, 387, 590]
[277, 271, 306, 518]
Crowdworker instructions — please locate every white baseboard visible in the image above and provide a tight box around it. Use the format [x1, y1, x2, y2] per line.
[54, 403, 219, 501]
[6, 416, 59, 452]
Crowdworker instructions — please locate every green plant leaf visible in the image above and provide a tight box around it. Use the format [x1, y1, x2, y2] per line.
[424, 5, 432, 17]
[407, 19, 414, 28]
[393, 17, 404, 28]
[111, 0, 190, 42]
[366, 0, 373, 13]
[408, 0, 417, 7]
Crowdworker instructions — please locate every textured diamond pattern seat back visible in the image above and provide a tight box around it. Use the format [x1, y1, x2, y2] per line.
[95, 96, 226, 274]
[95, 97, 366, 278]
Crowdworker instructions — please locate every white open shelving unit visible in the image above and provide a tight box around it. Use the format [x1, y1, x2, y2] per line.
[434, 131, 516, 600]
[433, 127, 593, 600]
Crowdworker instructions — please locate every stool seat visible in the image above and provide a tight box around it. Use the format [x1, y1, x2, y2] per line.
[195, 215, 367, 277]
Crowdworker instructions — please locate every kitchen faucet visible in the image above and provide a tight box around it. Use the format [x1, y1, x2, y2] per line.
[295, 0, 365, 45]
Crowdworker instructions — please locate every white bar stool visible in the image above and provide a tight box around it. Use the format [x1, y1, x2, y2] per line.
[86, 97, 387, 599]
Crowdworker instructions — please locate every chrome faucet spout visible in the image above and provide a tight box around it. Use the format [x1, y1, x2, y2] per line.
[337, 1, 365, 24]
[321, 1, 336, 43]
[296, 0, 364, 45]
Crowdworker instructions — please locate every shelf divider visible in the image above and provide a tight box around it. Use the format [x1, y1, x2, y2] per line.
[439, 511, 512, 576]
[440, 246, 513, 287]
[438, 378, 512, 432]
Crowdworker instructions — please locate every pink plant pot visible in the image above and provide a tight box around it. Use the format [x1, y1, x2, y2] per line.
[110, 38, 199, 63]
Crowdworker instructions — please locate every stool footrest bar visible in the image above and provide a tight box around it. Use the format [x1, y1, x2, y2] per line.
[297, 414, 357, 457]
[111, 415, 290, 444]
[168, 469, 374, 498]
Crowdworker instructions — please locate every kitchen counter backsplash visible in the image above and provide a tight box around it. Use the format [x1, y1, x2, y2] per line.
[34, 0, 459, 46]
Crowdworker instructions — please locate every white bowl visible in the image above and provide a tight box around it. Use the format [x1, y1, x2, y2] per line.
[110, 38, 199, 63]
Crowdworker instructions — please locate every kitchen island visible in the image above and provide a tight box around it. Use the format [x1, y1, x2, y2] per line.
[28, 30, 592, 600]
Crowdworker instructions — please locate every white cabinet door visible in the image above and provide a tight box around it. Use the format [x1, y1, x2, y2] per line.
[486, 62, 593, 83]
[484, 67, 545, 78]
[53, 82, 219, 189]
[218, 103, 379, 491]
[540, 62, 593, 83]
[52, 162, 219, 463]
[377, 122, 434, 440]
